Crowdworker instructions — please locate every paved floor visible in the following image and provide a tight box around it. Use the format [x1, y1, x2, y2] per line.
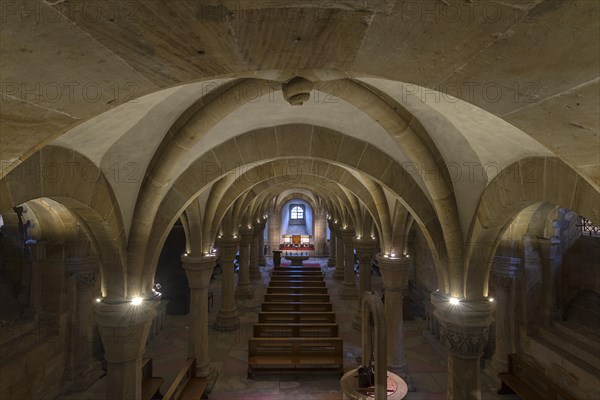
[61, 257, 516, 399]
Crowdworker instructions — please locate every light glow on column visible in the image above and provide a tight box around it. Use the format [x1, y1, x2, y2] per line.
[131, 297, 143, 306]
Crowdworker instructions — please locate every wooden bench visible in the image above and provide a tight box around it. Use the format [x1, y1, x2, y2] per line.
[262, 302, 332, 312]
[270, 275, 324, 281]
[269, 280, 326, 287]
[163, 358, 208, 400]
[248, 337, 343, 379]
[253, 323, 338, 338]
[498, 354, 577, 400]
[142, 358, 164, 400]
[264, 294, 330, 303]
[259, 312, 336, 323]
[267, 287, 328, 295]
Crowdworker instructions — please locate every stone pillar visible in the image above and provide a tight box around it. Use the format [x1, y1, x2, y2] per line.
[182, 255, 216, 378]
[95, 299, 158, 400]
[236, 228, 253, 299]
[334, 227, 345, 280]
[539, 238, 554, 327]
[268, 210, 280, 256]
[249, 224, 261, 280]
[378, 257, 410, 376]
[352, 238, 377, 329]
[488, 257, 520, 376]
[214, 236, 240, 332]
[431, 291, 495, 400]
[340, 229, 358, 300]
[313, 209, 327, 257]
[327, 221, 336, 268]
[257, 221, 266, 267]
[63, 245, 103, 392]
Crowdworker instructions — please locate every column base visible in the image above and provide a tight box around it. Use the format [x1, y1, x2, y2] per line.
[214, 310, 240, 332]
[340, 282, 358, 300]
[328, 258, 336, 268]
[333, 267, 344, 280]
[235, 282, 254, 300]
[202, 366, 220, 394]
[62, 361, 104, 394]
[249, 266, 261, 280]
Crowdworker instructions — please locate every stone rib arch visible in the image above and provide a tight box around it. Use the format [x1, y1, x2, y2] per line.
[144, 156, 449, 297]
[0, 146, 128, 300]
[465, 157, 600, 299]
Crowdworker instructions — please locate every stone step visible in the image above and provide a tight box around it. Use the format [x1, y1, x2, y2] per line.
[535, 327, 600, 377]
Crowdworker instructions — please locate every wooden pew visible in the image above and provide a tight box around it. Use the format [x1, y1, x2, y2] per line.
[163, 358, 208, 400]
[248, 337, 343, 379]
[264, 294, 330, 303]
[269, 280, 326, 287]
[259, 312, 336, 323]
[267, 287, 328, 295]
[270, 275, 324, 281]
[253, 323, 338, 338]
[498, 354, 577, 400]
[142, 358, 164, 400]
[262, 302, 332, 312]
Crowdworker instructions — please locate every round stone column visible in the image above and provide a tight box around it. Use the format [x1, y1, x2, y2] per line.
[249, 223, 262, 280]
[431, 291, 495, 400]
[214, 236, 241, 332]
[378, 256, 410, 377]
[327, 221, 337, 268]
[352, 237, 377, 329]
[257, 221, 266, 267]
[182, 254, 217, 378]
[334, 227, 345, 280]
[340, 228, 358, 300]
[236, 228, 254, 299]
[488, 257, 520, 375]
[95, 298, 158, 400]
[63, 246, 103, 392]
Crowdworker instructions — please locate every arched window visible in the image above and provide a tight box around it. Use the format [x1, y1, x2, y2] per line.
[290, 205, 304, 220]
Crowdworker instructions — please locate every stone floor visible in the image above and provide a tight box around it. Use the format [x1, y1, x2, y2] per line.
[60, 257, 516, 399]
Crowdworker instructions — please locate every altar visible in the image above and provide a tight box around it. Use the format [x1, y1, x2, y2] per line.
[283, 254, 310, 266]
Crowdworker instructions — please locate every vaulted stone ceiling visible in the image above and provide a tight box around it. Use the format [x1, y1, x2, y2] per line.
[1, 0, 598, 184]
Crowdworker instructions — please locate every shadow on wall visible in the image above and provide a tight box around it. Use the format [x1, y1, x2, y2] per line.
[156, 222, 189, 315]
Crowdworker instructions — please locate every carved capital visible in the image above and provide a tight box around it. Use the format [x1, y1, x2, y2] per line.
[439, 322, 491, 359]
[74, 272, 97, 290]
[181, 255, 215, 289]
[490, 257, 520, 290]
[95, 299, 159, 363]
[377, 256, 410, 291]
[216, 236, 240, 263]
[238, 227, 254, 245]
[431, 291, 495, 359]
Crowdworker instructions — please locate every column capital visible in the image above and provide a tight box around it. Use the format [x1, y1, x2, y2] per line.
[340, 227, 356, 242]
[490, 257, 520, 289]
[431, 291, 495, 359]
[181, 255, 216, 289]
[353, 237, 377, 255]
[94, 299, 159, 363]
[239, 226, 254, 243]
[377, 256, 410, 291]
[216, 236, 239, 262]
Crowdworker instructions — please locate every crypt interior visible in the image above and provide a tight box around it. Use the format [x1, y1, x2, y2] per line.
[0, 1, 599, 399]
